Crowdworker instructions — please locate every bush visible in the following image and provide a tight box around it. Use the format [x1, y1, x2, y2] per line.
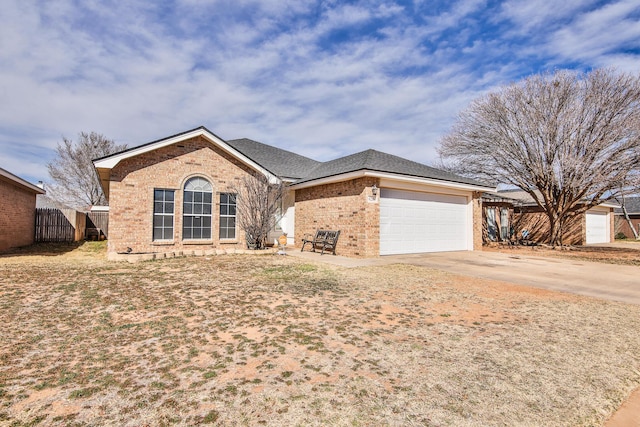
[615, 232, 627, 240]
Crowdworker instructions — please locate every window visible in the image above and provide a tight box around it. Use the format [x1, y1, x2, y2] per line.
[500, 208, 510, 240]
[183, 177, 212, 240]
[153, 189, 174, 240]
[487, 207, 497, 241]
[219, 193, 236, 239]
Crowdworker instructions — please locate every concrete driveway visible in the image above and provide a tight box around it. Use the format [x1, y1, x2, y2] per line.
[291, 249, 640, 305]
[382, 251, 640, 305]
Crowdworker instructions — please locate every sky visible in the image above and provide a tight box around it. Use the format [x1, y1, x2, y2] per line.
[1, 0, 639, 185]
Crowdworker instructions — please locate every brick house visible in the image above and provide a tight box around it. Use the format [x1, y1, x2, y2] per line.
[0, 167, 45, 252]
[93, 126, 493, 258]
[490, 189, 616, 245]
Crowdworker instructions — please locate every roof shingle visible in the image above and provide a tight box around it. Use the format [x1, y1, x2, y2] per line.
[294, 149, 488, 187]
[226, 138, 321, 180]
[615, 196, 640, 215]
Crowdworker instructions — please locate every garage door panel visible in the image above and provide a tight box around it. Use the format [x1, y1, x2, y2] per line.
[586, 211, 608, 244]
[379, 189, 469, 255]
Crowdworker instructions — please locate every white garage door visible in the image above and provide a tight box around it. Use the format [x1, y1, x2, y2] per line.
[585, 211, 609, 244]
[380, 189, 469, 255]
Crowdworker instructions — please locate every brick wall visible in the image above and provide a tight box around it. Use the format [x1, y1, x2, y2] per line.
[513, 207, 584, 245]
[609, 208, 615, 242]
[107, 136, 255, 255]
[615, 214, 639, 239]
[472, 191, 483, 250]
[515, 207, 617, 245]
[0, 178, 37, 252]
[295, 177, 379, 258]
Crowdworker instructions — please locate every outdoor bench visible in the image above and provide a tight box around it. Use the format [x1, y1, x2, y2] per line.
[301, 229, 341, 255]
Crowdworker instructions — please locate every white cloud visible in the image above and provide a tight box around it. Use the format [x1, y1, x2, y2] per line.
[546, 0, 640, 64]
[1, 0, 639, 185]
[498, 0, 600, 32]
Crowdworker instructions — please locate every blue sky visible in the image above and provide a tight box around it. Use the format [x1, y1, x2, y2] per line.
[1, 0, 639, 185]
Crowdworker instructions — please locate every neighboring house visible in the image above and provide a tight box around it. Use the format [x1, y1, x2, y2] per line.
[614, 196, 640, 239]
[495, 189, 616, 245]
[93, 126, 493, 258]
[0, 167, 45, 252]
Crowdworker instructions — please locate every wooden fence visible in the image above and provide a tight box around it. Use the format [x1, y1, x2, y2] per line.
[87, 212, 109, 238]
[35, 208, 100, 242]
[35, 209, 76, 242]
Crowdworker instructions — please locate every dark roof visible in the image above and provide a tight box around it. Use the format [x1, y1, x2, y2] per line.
[615, 196, 640, 215]
[95, 126, 490, 189]
[226, 138, 321, 180]
[294, 149, 488, 187]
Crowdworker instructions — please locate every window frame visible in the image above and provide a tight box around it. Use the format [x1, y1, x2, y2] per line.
[219, 192, 237, 240]
[152, 189, 175, 241]
[182, 177, 213, 241]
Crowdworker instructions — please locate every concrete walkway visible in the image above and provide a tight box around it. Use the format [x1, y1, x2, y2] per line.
[289, 249, 640, 305]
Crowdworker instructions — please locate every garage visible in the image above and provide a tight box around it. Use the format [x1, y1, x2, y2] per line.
[585, 210, 609, 244]
[379, 188, 470, 255]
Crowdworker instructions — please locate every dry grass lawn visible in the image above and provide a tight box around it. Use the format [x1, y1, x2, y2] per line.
[1, 242, 640, 426]
[484, 241, 640, 266]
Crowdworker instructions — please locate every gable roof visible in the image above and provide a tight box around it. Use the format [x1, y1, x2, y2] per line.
[0, 167, 45, 195]
[226, 138, 320, 181]
[615, 196, 640, 215]
[293, 149, 489, 189]
[93, 127, 279, 196]
[94, 126, 494, 197]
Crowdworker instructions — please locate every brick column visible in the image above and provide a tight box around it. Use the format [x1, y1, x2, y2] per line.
[472, 191, 483, 251]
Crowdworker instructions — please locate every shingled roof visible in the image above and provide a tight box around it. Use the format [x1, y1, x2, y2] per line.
[226, 138, 320, 181]
[615, 196, 640, 215]
[94, 126, 492, 193]
[294, 149, 488, 187]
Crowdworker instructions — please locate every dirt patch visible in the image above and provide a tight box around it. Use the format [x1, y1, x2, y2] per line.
[0, 242, 639, 426]
[606, 386, 640, 427]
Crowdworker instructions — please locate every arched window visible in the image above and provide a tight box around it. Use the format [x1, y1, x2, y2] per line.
[183, 177, 212, 239]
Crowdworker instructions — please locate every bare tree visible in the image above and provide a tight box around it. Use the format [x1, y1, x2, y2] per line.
[229, 174, 286, 249]
[439, 68, 640, 246]
[47, 132, 127, 209]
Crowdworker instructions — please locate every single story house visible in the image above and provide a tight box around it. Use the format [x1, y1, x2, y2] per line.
[493, 189, 616, 245]
[614, 196, 640, 239]
[0, 167, 45, 252]
[93, 126, 494, 258]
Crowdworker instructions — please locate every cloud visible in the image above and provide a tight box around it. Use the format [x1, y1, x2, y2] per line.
[0, 0, 638, 185]
[498, 0, 640, 69]
[498, 0, 600, 32]
[546, 0, 640, 66]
